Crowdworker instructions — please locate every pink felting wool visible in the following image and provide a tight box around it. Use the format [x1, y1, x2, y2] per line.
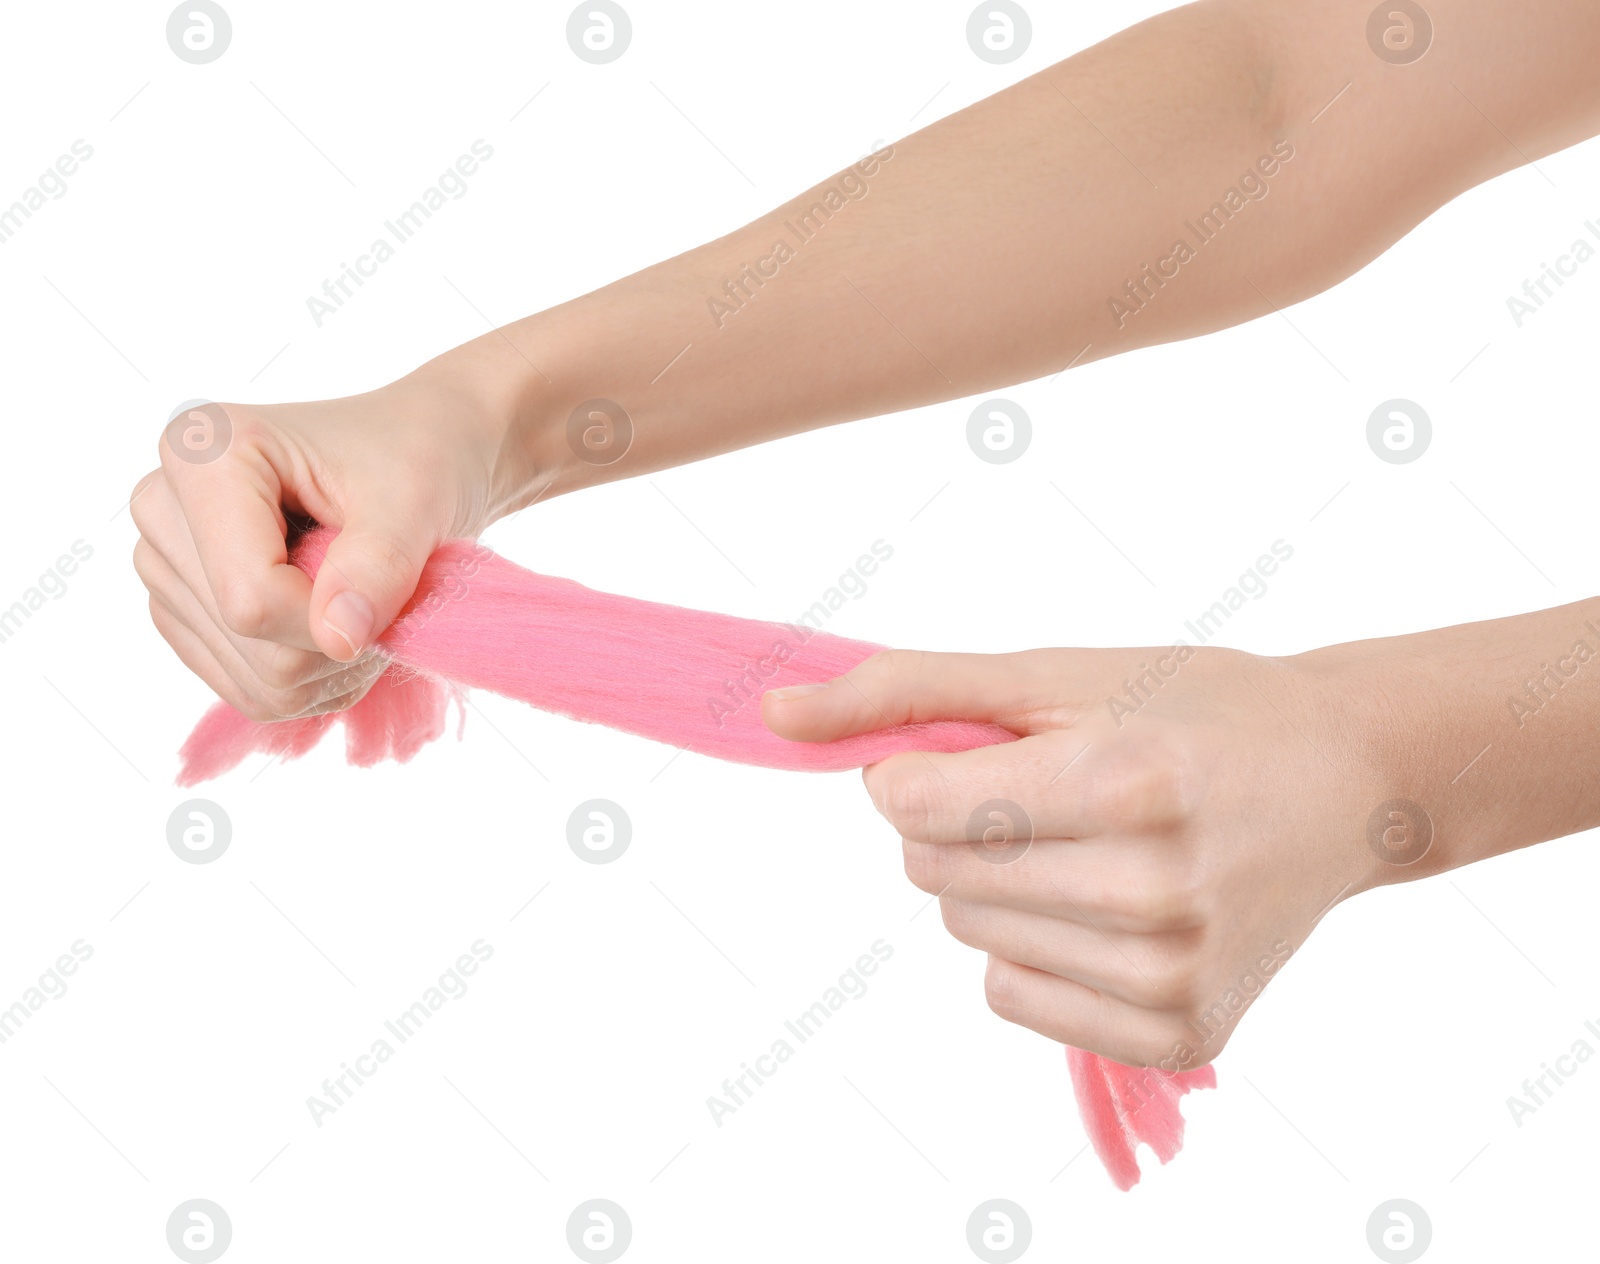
[176, 526, 1213, 1187]
[178, 527, 1015, 782]
[1088, 1053, 1218, 1189]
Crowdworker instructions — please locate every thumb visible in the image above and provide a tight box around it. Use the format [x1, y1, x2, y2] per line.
[308, 507, 440, 661]
[761, 648, 1041, 743]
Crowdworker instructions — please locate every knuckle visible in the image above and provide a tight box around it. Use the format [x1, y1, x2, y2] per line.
[854, 648, 928, 714]
[261, 685, 308, 720]
[130, 471, 176, 540]
[862, 646, 917, 682]
[983, 957, 1023, 1022]
[1086, 745, 1189, 831]
[1133, 955, 1203, 1011]
[1164, 1011, 1227, 1067]
[131, 539, 157, 589]
[1125, 1032, 1182, 1070]
[260, 639, 323, 690]
[878, 768, 943, 842]
[1171, 952, 1276, 1054]
[901, 838, 949, 895]
[1119, 866, 1207, 931]
[129, 484, 154, 535]
[216, 578, 271, 639]
[937, 896, 982, 947]
[238, 698, 280, 724]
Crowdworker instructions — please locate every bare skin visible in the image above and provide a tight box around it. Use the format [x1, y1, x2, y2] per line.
[763, 600, 1600, 1065]
[132, 0, 1600, 1061]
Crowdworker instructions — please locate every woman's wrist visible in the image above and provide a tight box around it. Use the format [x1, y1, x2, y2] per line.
[398, 317, 586, 525]
[1295, 602, 1600, 891]
[1288, 637, 1463, 891]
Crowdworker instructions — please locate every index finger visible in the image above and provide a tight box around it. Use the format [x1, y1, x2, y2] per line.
[862, 729, 1185, 845]
[160, 406, 319, 650]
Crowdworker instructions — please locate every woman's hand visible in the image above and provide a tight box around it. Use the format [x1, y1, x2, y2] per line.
[131, 366, 514, 721]
[764, 644, 1417, 1069]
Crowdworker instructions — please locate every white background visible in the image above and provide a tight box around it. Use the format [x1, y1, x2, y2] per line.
[2, 1, 1598, 1260]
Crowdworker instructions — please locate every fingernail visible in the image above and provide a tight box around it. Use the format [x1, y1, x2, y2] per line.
[768, 682, 829, 701]
[323, 590, 374, 659]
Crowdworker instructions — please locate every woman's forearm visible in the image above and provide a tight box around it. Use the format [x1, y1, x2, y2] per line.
[131, 0, 1600, 692]
[412, 0, 1600, 516]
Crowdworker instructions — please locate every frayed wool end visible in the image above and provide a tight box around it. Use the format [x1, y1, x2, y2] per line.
[176, 670, 462, 786]
[1070, 1048, 1217, 1189]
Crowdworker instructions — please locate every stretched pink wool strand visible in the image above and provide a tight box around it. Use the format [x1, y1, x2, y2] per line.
[176, 526, 1214, 1187]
